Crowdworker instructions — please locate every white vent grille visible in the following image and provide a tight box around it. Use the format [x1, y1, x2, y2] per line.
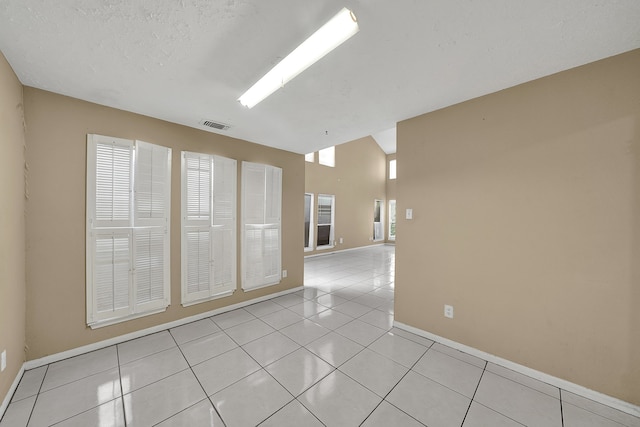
[200, 120, 231, 131]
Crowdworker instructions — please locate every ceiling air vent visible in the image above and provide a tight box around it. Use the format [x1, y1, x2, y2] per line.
[200, 119, 231, 131]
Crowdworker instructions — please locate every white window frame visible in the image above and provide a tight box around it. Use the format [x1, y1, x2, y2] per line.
[389, 199, 397, 241]
[304, 152, 315, 163]
[373, 199, 384, 242]
[304, 193, 315, 252]
[316, 194, 335, 250]
[181, 151, 237, 306]
[241, 162, 282, 291]
[318, 146, 335, 167]
[86, 134, 171, 328]
[389, 159, 397, 179]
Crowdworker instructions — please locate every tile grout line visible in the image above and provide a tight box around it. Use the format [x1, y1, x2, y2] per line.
[32, 350, 128, 427]
[242, 277, 389, 425]
[24, 364, 48, 427]
[115, 345, 127, 427]
[559, 389, 638, 426]
[358, 340, 433, 426]
[205, 320, 323, 426]
[240, 347, 317, 426]
[560, 388, 565, 427]
[167, 328, 228, 427]
[331, 315, 432, 426]
[459, 360, 488, 426]
[280, 252, 399, 424]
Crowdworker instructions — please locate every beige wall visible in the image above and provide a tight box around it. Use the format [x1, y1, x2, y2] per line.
[23, 88, 304, 360]
[305, 136, 387, 255]
[396, 49, 640, 405]
[0, 52, 26, 403]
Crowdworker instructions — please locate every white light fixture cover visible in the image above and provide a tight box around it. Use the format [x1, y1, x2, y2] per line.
[238, 7, 359, 108]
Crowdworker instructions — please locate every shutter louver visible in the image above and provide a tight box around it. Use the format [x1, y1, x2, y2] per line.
[211, 156, 236, 295]
[94, 232, 131, 316]
[264, 167, 281, 224]
[243, 164, 266, 224]
[186, 228, 211, 296]
[213, 157, 235, 223]
[135, 141, 169, 224]
[244, 228, 264, 288]
[212, 226, 233, 289]
[186, 154, 211, 221]
[95, 141, 131, 226]
[134, 229, 166, 305]
[263, 227, 280, 280]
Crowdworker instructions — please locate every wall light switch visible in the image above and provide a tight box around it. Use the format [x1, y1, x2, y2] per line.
[1, 350, 6, 372]
[282, 270, 287, 278]
[339, 237, 343, 244]
[406, 208, 413, 220]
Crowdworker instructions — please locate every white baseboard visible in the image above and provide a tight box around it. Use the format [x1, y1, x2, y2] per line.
[24, 286, 303, 370]
[304, 243, 386, 258]
[0, 364, 25, 421]
[394, 321, 640, 418]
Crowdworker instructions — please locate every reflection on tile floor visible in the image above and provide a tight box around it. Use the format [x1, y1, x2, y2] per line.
[2, 246, 639, 426]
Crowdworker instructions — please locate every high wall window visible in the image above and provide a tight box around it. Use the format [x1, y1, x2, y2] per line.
[305, 152, 315, 163]
[389, 200, 397, 241]
[181, 152, 237, 306]
[242, 162, 282, 291]
[319, 146, 335, 167]
[374, 199, 384, 241]
[389, 159, 397, 179]
[86, 135, 171, 328]
[304, 193, 314, 251]
[317, 194, 335, 248]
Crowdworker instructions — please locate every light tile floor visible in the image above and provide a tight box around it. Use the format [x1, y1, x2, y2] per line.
[2, 246, 639, 426]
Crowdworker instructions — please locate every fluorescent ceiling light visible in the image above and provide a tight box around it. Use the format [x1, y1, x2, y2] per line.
[238, 7, 359, 108]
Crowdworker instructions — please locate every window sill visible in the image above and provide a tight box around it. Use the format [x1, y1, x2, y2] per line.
[181, 289, 234, 307]
[315, 245, 335, 251]
[88, 306, 168, 329]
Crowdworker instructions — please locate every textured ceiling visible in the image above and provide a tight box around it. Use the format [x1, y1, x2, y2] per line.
[1, 0, 639, 154]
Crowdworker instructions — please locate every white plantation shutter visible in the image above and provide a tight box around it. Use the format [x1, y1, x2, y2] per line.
[185, 228, 211, 301]
[262, 226, 281, 283]
[244, 228, 264, 288]
[133, 141, 171, 311]
[264, 166, 281, 224]
[134, 229, 167, 308]
[212, 226, 234, 290]
[181, 152, 236, 305]
[243, 163, 266, 224]
[185, 154, 211, 221]
[242, 162, 282, 291]
[135, 141, 170, 225]
[93, 137, 132, 227]
[87, 135, 171, 327]
[211, 156, 237, 294]
[93, 231, 131, 320]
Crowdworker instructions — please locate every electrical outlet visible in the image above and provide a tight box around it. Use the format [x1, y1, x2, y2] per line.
[444, 305, 454, 319]
[1, 350, 6, 372]
[282, 270, 287, 278]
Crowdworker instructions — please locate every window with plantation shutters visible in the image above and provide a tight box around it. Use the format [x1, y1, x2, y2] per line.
[181, 151, 237, 305]
[317, 194, 335, 248]
[241, 162, 282, 291]
[86, 135, 171, 328]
